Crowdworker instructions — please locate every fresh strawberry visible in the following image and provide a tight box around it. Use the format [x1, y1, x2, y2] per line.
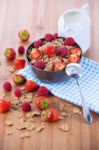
[14, 58, 25, 69]
[41, 108, 59, 122]
[70, 48, 81, 56]
[30, 49, 42, 59]
[43, 46, 55, 57]
[0, 99, 11, 113]
[53, 61, 66, 71]
[25, 80, 38, 92]
[51, 108, 60, 121]
[41, 109, 52, 122]
[13, 74, 26, 85]
[18, 29, 30, 42]
[68, 54, 80, 63]
[4, 48, 16, 61]
[36, 96, 48, 110]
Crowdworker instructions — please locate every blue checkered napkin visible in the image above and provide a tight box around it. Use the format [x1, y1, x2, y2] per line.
[19, 57, 99, 114]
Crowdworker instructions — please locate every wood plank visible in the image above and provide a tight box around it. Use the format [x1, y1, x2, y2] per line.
[0, 0, 99, 150]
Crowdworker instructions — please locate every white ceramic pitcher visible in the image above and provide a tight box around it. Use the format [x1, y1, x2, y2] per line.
[58, 4, 91, 54]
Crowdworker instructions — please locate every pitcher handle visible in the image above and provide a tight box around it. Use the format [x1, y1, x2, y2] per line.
[81, 4, 90, 16]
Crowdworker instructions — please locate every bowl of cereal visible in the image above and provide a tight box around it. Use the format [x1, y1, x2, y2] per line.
[26, 33, 82, 82]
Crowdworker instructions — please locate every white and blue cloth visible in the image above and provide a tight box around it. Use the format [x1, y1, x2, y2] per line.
[19, 57, 99, 114]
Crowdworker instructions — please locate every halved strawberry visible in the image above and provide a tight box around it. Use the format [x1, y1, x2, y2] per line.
[68, 54, 80, 63]
[43, 46, 55, 58]
[30, 49, 41, 59]
[36, 96, 48, 110]
[53, 61, 66, 71]
[18, 29, 30, 42]
[0, 99, 11, 113]
[70, 48, 81, 56]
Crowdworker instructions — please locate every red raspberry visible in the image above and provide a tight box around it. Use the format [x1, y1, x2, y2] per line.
[64, 37, 75, 46]
[34, 40, 42, 48]
[57, 47, 67, 57]
[14, 87, 22, 97]
[18, 46, 25, 55]
[44, 33, 54, 42]
[53, 33, 58, 39]
[37, 86, 49, 96]
[34, 61, 45, 69]
[21, 102, 31, 112]
[3, 82, 12, 91]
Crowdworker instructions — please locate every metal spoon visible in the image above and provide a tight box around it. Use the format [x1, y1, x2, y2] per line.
[65, 63, 92, 124]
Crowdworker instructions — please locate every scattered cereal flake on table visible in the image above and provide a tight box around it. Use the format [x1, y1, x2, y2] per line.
[17, 112, 23, 118]
[32, 111, 41, 117]
[7, 66, 16, 73]
[35, 124, 45, 132]
[21, 86, 26, 91]
[26, 93, 33, 99]
[26, 123, 37, 131]
[59, 124, 69, 132]
[0, 93, 6, 98]
[68, 113, 72, 118]
[12, 104, 20, 110]
[58, 103, 65, 111]
[59, 115, 65, 120]
[6, 130, 13, 135]
[26, 112, 32, 118]
[20, 117, 26, 122]
[73, 107, 81, 114]
[60, 112, 68, 117]
[16, 122, 27, 130]
[5, 119, 14, 126]
[19, 132, 31, 139]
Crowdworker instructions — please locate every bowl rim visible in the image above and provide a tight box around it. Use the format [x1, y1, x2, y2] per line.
[26, 37, 82, 73]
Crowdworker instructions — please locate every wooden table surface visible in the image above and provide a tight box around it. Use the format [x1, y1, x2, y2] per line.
[0, 0, 99, 150]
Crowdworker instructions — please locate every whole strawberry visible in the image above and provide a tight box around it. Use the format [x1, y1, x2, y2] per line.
[3, 82, 12, 91]
[14, 58, 25, 69]
[4, 48, 16, 61]
[0, 99, 11, 113]
[36, 96, 48, 110]
[41, 108, 59, 122]
[13, 74, 26, 85]
[25, 80, 38, 92]
[37, 86, 49, 96]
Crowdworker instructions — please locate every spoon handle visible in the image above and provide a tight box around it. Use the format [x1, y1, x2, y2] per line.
[76, 79, 92, 124]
